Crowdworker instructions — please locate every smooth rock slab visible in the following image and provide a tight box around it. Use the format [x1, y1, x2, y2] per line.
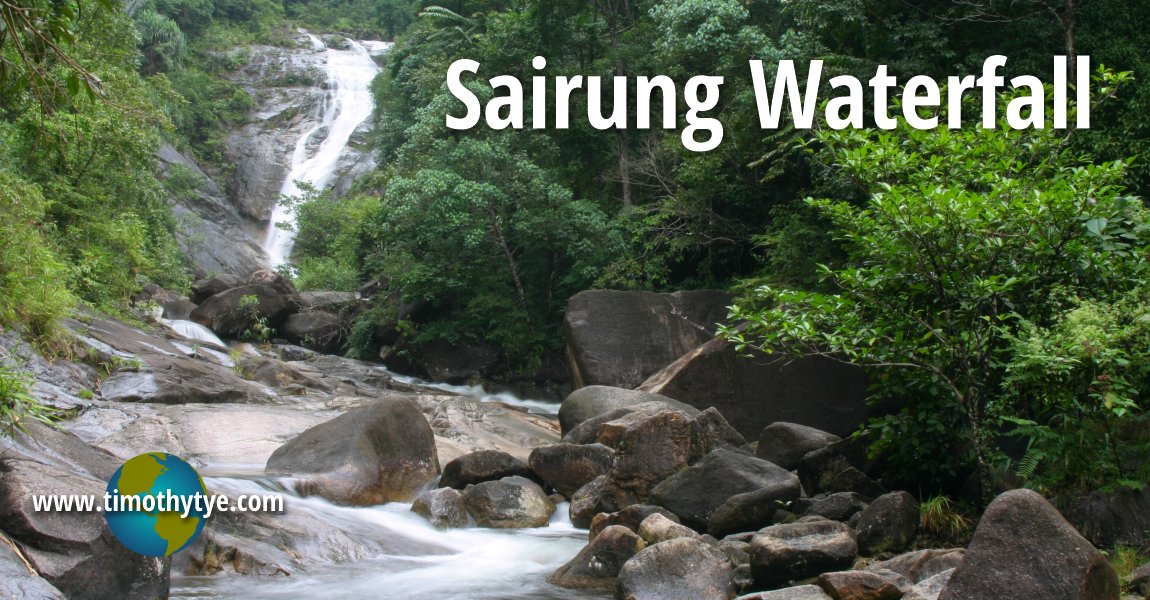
[617, 537, 734, 600]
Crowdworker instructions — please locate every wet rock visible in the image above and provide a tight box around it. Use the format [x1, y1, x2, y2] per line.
[589, 505, 680, 541]
[804, 493, 870, 522]
[903, 568, 954, 600]
[817, 570, 909, 600]
[649, 447, 801, 532]
[412, 487, 469, 529]
[190, 284, 294, 339]
[461, 476, 555, 528]
[856, 491, 918, 555]
[865, 548, 964, 583]
[707, 487, 790, 538]
[548, 524, 643, 591]
[558, 385, 697, 435]
[736, 586, 833, 599]
[639, 334, 870, 439]
[191, 273, 245, 304]
[617, 537, 734, 600]
[439, 450, 534, 490]
[564, 289, 733, 389]
[638, 513, 698, 545]
[281, 311, 346, 354]
[938, 489, 1119, 600]
[0, 457, 170, 599]
[750, 520, 859, 588]
[757, 423, 841, 471]
[528, 443, 614, 498]
[265, 398, 440, 505]
[293, 291, 358, 313]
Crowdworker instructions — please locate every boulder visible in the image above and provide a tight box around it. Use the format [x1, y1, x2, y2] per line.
[293, 291, 358, 313]
[190, 284, 294, 339]
[280, 311, 345, 354]
[1130, 562, 1150, 597]
[562, 403, 678, 446]
[757, 423, 842, 471]
[736, 586, 833, 600]
[589, 505, 681, 541]
[0, 539, 65, 599]
[817, 570, 909, 600]
[865, 548, 964, 583]
[564, 289, 734, 389]
[548, 524, 643, 591]
[1061, 485, 1150, 549]
[638, 335, 870, 439]
[419, 339, 500, 384]
[617, 537, 735, 600]
[804, 493, 870, 522]
[649, 448, 801, 532]
[528, 443, 614, 498]
[856, 491, 919, 555]
[638, 513, 698, 545]
[246, 269, 297, 296]
[708, 487, 790, 538]
[0, 457, 170, 599]
[903, 569, 954, 600]
[601, 408, 743, 507]
[461, 476, 555, 528]
[938, 489, 1119, 600]
[439, 450, 534, 490]
[265, 398, 440, 505]
[559, 385, 697, 435]
[190, 273, 244, 304]
[411, 487, 469, 529]
[750, 520, 859, 588]
[570, 476, 612, 529]
[798, 438, 884, 498]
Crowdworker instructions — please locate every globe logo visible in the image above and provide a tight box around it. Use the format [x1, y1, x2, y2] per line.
[104, 453, 209, 557]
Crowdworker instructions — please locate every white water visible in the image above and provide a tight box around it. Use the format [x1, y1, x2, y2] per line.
[161, 319, 227, 348]
[390, 374, 562, 415]
[171, 477, 602, 600]
[263, 35, 389, 266]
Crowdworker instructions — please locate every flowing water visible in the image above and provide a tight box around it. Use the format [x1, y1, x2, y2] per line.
[263, 35, 388, 266]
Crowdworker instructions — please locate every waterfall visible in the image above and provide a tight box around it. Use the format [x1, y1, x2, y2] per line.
[262, 34, 389, 267]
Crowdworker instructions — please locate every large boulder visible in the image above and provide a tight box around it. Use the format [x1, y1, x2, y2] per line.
[559, 385, 697, 435]
[190, 284, 294, 339]
[750, 520, 859, 588]
[265, 398, 440, 505]
[0, 457, 170, 599]
[817, 570, 909, 600]
[548, 524, 643, 591]
[938, 489, 1119, 600]
[1061, 485, 1150, 549]
[649, 448, 801, 532]
[638, 513, 698, 545]
[638, 336, 870, 439]
[866, 548, 964, 584]
[757, 423, 842, 471]
[803, 493, 870, 523]
[855, 491, 919, 555]
[293, 291, 358, 313]
[439, 450, 534, 490]
[708, 487, 790, 538]
[798, 438, 884, 498]
[589, 505, 681, 541]
[280, 311, 346, 354]
[564, 289, 733, 389]
[190, 273, 245, 304]
[617, 537, 735, 600]
[528, 443, 614, 498]
[570, 475, 612, 528]
[461, 476, 555, 528]
[411, 487, 469, 529]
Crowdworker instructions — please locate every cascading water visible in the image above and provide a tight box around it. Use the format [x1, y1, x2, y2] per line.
[262, 34, 388, 267]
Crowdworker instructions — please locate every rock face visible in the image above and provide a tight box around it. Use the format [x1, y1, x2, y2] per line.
[157, 143, 268, 279]
[190, 284, 294, 339]
[411, 487, 469, 529]
[559, 385, 697, 435]
[461, 476, 555, 528]
[938, 489, 1119, 600]
[528, 443, 614, 498]
[757, 423, 842, 471]
[0, 457, 170, 599]
[0, 540, 65, 599]
[617, 537, 735, 600]
[265, 398, 440, 505]
[564, 289, 734, 389]
[750, 520, 859, 588]
[1061, 485, 1150, 550]
[281, 311, 346, 354]
[638, 336, 870, 439]
[649, 447, 801, 532]
[438, 450, 534, 490]
[548, 524, 642, 591]
[855, 491, 918, 555]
